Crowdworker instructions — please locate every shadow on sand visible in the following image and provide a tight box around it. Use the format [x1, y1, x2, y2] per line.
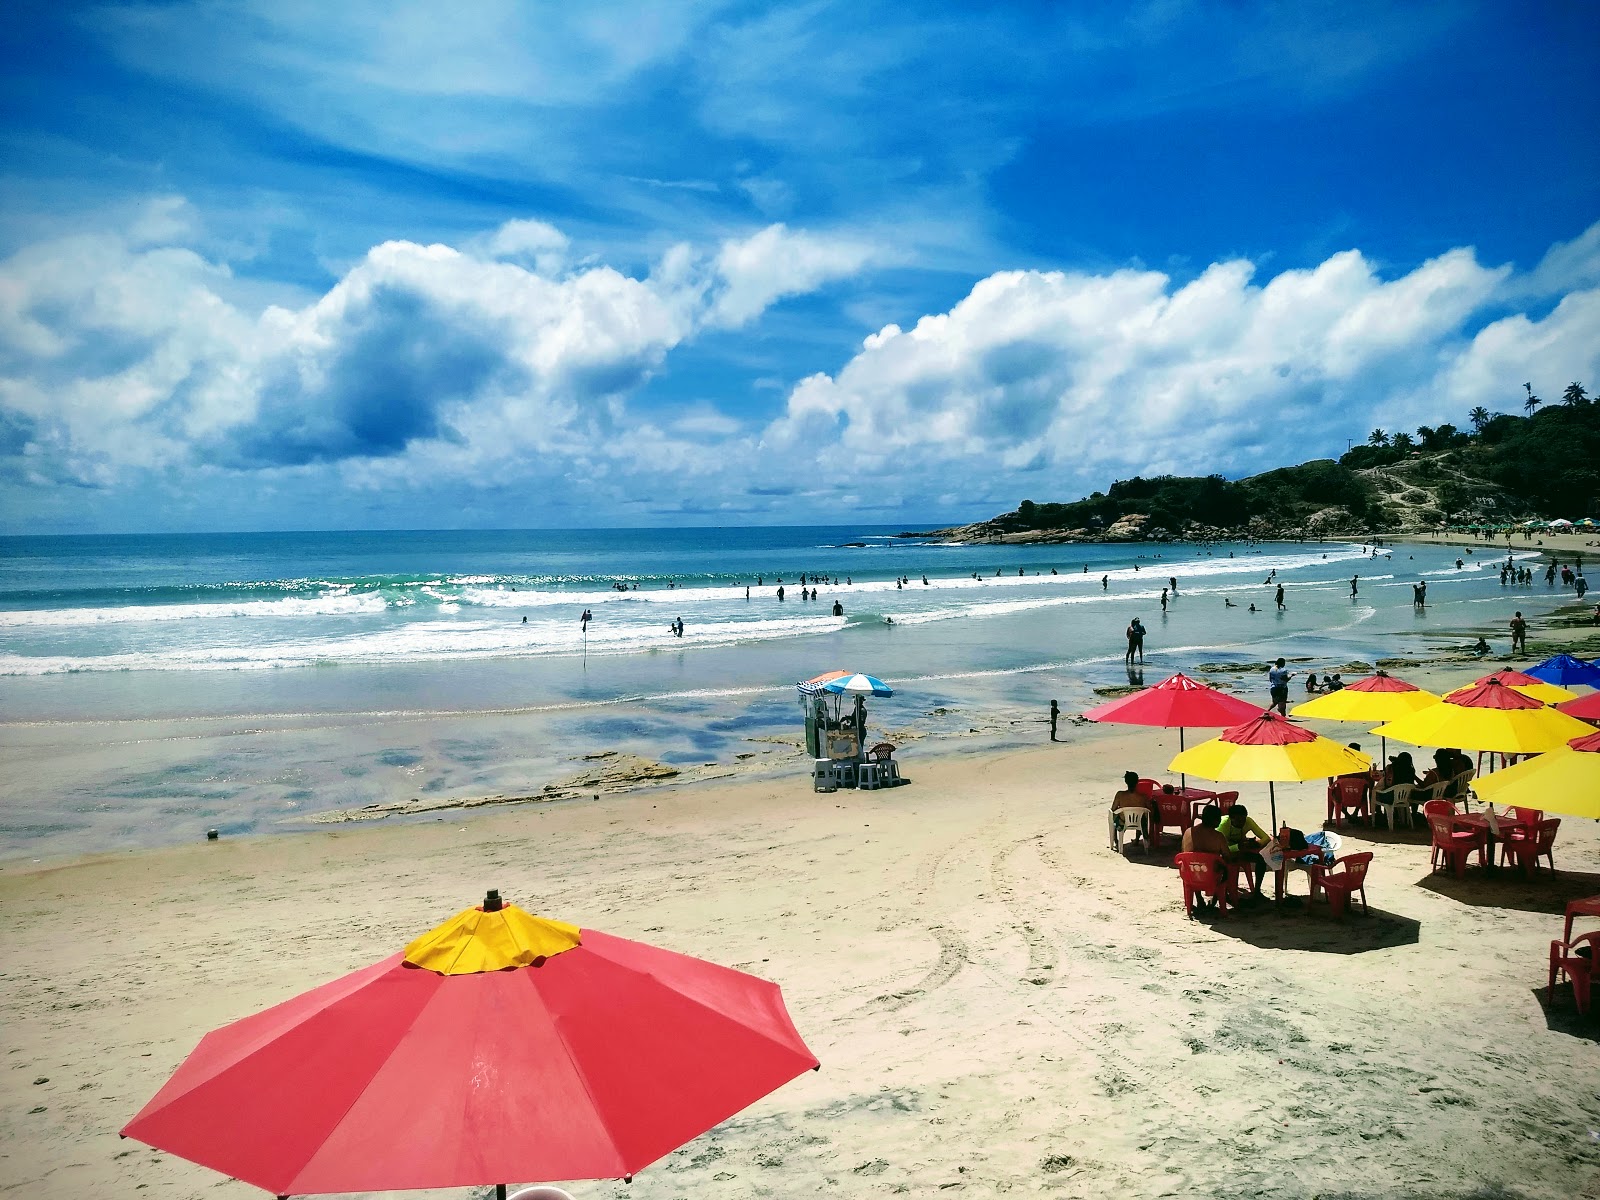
[1416, 867, 1600, 916]
[1199, 900, 1422, 954]
[1530, 985, 1600, 1045]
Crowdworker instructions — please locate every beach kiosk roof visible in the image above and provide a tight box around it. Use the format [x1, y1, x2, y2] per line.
[122, 893, 818, 1197]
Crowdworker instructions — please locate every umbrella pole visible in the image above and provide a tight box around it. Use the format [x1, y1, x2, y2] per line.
[497, 1186, 507, 1200]
[1268, 781, 1278, 835]
[1179, 727, 1186, 790]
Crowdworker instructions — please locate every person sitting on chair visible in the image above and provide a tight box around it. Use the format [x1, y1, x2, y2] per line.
[1327, 742, 1370, 825]
[1217, 803, 1272, 899]
[1385, 751, 1418, 788]
[1110, 771, 1157, 845]
[1420, 747, 1469, 788]
[1181, 804, 1231, 912]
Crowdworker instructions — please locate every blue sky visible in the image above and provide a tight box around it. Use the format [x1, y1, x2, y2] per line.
[2, 1, 1598, 533]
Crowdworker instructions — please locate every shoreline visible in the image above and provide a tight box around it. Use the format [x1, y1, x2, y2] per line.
[6, 583, 1598, 868]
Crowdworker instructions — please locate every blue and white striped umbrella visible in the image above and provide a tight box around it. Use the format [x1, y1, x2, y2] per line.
[821, 673, 894, 698]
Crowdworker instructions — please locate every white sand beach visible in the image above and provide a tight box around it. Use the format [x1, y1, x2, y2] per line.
[4, 708, 1598, 1200]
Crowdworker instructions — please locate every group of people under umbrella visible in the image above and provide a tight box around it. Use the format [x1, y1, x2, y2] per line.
[1089, 656, 1600, 908]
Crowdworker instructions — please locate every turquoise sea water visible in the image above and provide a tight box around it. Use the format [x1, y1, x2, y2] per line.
[0, 527, 1565, 857]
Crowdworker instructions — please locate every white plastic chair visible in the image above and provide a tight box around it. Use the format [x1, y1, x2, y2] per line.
[1372, 782, 1415, 829]
[509, 1187, 576, 1200]
[1109, 806, 1150, 853]
[812, 759, 838, 792]
[857, 761, 882, 790]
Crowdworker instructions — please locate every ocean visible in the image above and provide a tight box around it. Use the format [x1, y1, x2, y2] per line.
[0, 527, 1555, 858]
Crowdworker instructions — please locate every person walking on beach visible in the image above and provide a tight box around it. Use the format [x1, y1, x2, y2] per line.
[1267, 658, 1293, 715]
[1125, 617, 1146, 663]
[1049, 699, 1060, 741]
[1275, 583, 1285, 610]
[1510, 611, 1527, 654]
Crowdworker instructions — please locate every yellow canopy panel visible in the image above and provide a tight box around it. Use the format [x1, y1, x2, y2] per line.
[1373, 704, 1593, 755]
[1473, 749, 1600, 819]
[404, 902, 582, 975]
[1291, 688, 1440, 722]
[1169, 738, 1371, 783]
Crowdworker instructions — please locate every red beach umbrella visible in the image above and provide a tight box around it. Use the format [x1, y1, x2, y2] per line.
[1083, 671, 1265, 786]
[1557, 689, 1600, 723]
[122, 893, 818, 1198]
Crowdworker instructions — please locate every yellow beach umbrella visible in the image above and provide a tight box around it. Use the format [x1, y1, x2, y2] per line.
[1170, 710, 1371, 829]
[1466, 669, 1578, 706]
[1291, 671, 1441, 764]
[1472, 730, 1600, 819]
[1373, 678, 1595, 755]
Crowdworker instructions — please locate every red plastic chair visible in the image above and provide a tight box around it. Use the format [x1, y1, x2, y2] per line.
[1326, 775, 1370, 827]
[1175, 852, 1235, 918]
[1548, 930, 1598, 1015]
[1428, 814, 1486, 878]
[1499, 828, 1538, 877]
[1317, 851, 1372, 918]
[1421, 798, 1458, 820]
[1135, 778, 1163, 799]
[1151, 791, 1195, 849]
[1503, 805, 1544, 827]
[1534, 818, 1561, 874]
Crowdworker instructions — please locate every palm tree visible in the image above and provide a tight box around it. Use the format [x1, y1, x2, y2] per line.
[1391, 431, 1415, 451]
[1468, 405, 1492, 433]
[1563, 381, 1589, 407]
[1523, 382, 1541, 415]
[1368, 428, 1388, 447]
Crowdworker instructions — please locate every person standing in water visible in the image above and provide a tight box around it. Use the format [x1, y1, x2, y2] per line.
[1125, 617, 1146, 663]
[1275, 583, 1285, 610]
[1350, 575, 1358, 597]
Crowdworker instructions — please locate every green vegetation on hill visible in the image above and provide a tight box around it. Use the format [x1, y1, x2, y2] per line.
[1005, 459, 1375, 538]
[1342, 389, 1599, 519]
[992, 384, 1599, 537]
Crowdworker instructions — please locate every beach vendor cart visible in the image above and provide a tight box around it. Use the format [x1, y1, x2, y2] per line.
[799, 670, 897, 790]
